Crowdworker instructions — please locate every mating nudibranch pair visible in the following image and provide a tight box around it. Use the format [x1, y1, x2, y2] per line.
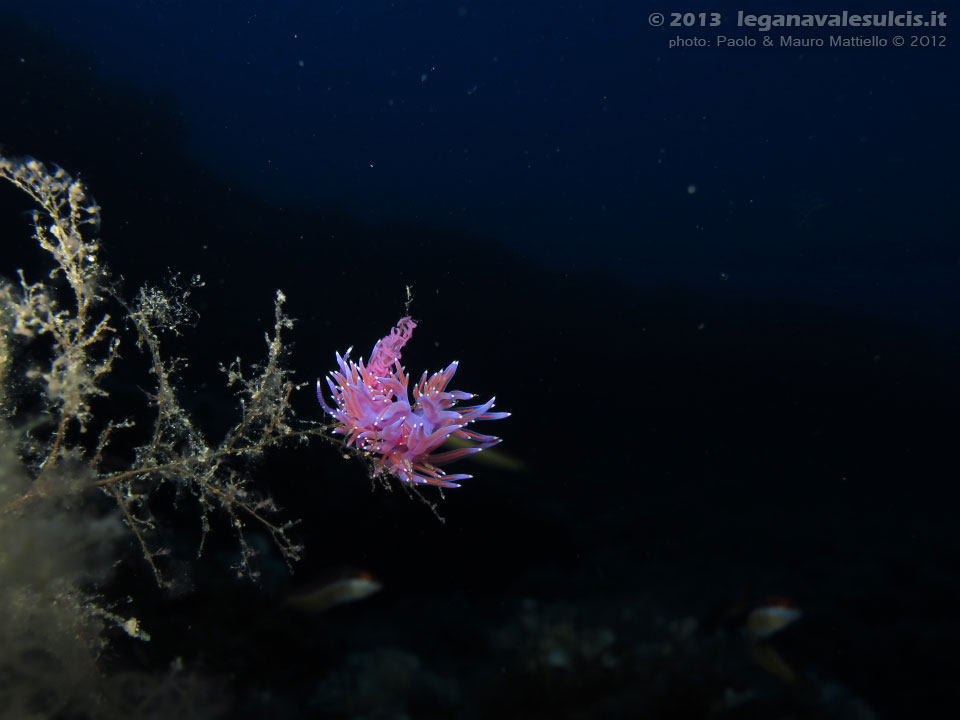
[317, 317, 509, 488]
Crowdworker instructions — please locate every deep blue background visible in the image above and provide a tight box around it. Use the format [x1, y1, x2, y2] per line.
[1, 1, 958, 718]
[5, 0, 957, 323]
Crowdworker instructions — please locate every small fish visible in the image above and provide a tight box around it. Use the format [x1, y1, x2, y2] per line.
[443, 435, 526, 472]
[284, 569, 382, 613]
[739, 597, 816, 694]
[745, 600, 802, 640]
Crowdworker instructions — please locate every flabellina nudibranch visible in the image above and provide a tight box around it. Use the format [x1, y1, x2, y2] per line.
[317, 316, 509, 488]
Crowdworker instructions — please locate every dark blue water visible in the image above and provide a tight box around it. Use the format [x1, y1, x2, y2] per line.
[0, 1, 957, 718]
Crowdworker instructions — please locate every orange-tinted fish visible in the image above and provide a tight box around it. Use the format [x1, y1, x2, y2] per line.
[284, 569, 382, 613]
